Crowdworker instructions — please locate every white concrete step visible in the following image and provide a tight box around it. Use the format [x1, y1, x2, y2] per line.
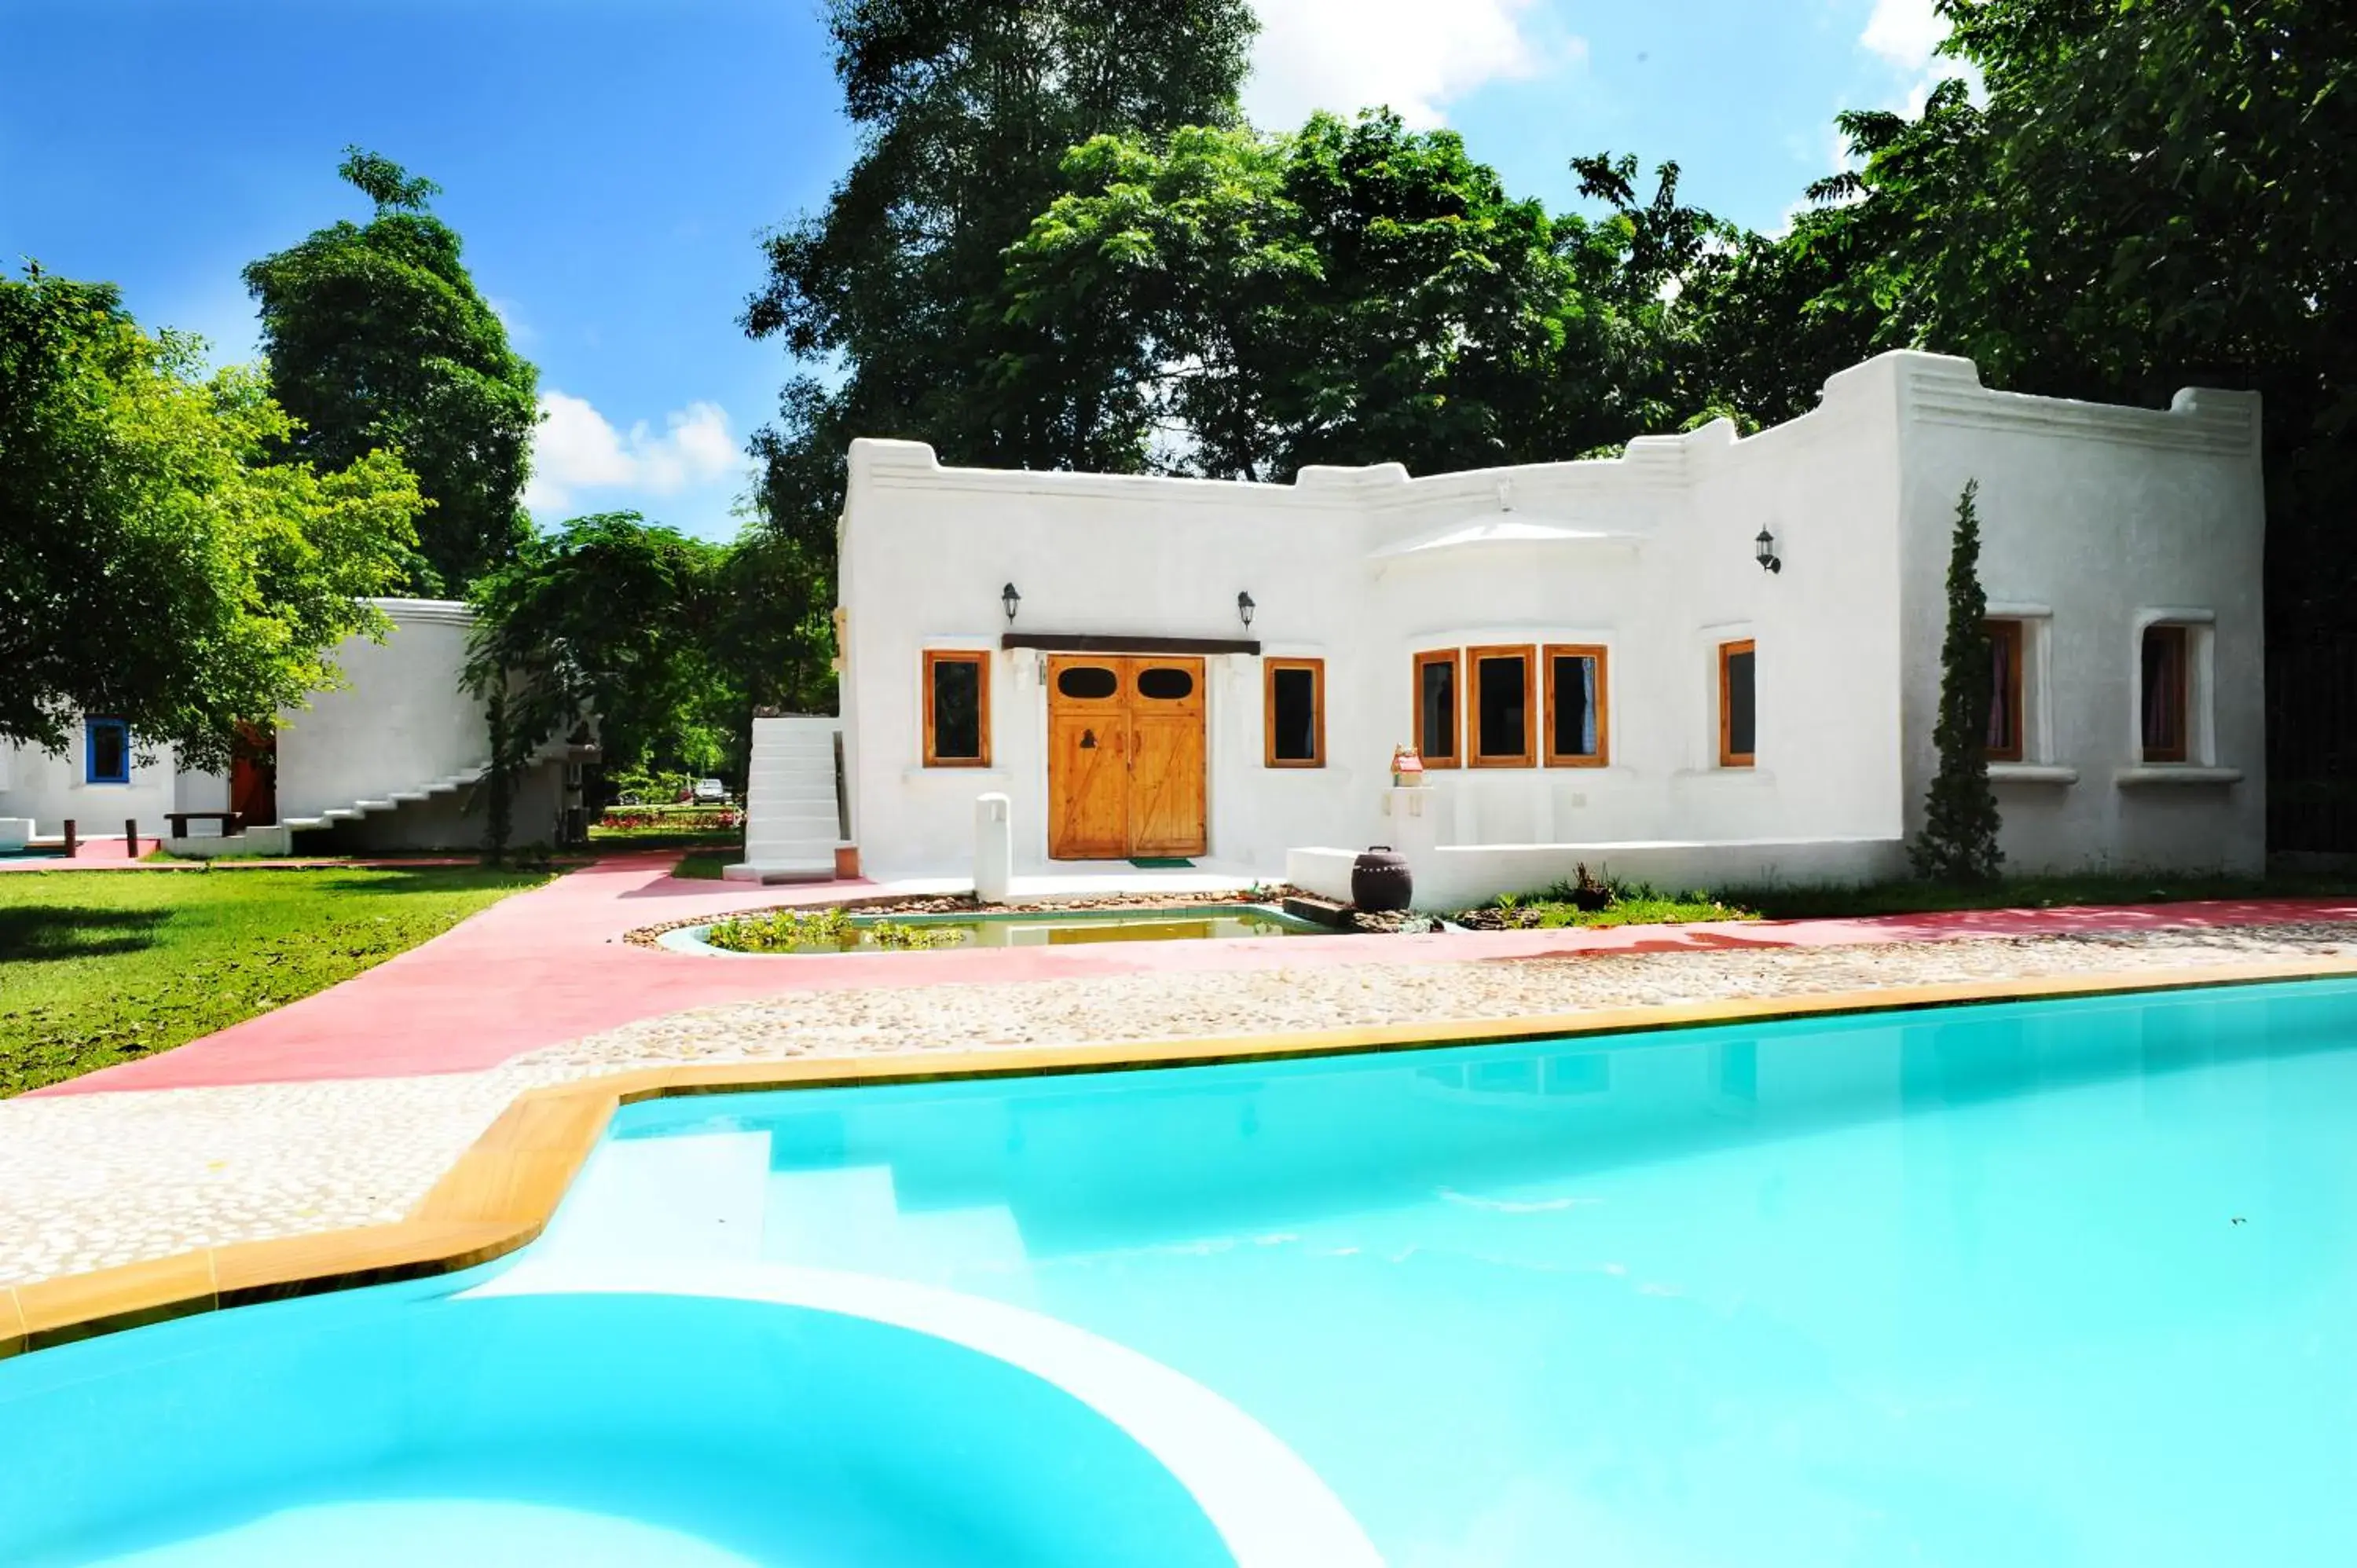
[745, 839, 838, 863]
[355, 800, 395, 813]
[722, 859, 838, 884]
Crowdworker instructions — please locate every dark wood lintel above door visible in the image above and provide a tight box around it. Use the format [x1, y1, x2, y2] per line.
[1003, 632, 1261, 655]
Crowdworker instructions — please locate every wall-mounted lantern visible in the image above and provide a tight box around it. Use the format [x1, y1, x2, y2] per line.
[1002, 582, 1021, 623]
[1237, 591, 1256, 630]
[1754, 526, 1783, 574]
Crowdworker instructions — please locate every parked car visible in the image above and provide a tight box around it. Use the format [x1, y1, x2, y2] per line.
[692, 779, 728, 803]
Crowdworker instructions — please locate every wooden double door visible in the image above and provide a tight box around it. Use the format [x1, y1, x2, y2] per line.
[1047, 655, 1207, 859]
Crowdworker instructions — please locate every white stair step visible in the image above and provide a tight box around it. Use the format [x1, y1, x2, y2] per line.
[746, 837, 840, 857]
[355, 800, 394, 812]
[722, 860, 838, 884]
[283, 817, 328, 831]
[322, 808, 363, 822]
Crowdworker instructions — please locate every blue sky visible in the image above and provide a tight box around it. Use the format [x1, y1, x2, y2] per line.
[0, 0, 1956, 540]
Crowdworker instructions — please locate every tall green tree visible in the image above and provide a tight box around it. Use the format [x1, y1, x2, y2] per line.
[741, 0, 1258, 589]
[246, 148, 539, 595]
[463, 512, 720, 855]
[0, 267, 424, 771]
[1700, 2, 2356, 629]
[1912, 481, 2004, 884]
[999, 114, 1725, 481]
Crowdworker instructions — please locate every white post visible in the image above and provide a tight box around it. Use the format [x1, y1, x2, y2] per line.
[975, 792, 1013, 903]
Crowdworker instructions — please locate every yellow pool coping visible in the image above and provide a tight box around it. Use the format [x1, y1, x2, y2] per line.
[8, 951, 2357, 1359]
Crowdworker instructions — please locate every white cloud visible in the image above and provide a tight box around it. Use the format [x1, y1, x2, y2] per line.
[1243, 0, 1570, 130]
[1860, 0, 1945, 73]
[523, 392, 743, 516]
[1859, 0, 1982, 115]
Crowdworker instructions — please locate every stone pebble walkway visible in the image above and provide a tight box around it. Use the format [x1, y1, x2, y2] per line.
[4, 918, 2352, 1287]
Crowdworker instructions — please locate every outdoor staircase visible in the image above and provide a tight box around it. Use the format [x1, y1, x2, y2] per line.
[281, 764, 489, 833]
[727, 716, 843, 882]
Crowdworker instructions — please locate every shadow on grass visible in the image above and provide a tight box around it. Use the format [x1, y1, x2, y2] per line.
[0, 904, 171, 962]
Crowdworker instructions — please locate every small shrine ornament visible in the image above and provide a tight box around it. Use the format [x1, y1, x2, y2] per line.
[1391, 745, 1427, 788]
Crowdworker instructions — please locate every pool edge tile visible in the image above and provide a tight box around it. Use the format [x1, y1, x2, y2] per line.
[16, 1252, 218, 1351]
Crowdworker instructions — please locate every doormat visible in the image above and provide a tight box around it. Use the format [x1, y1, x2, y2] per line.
[1129, 856, 1194, 868]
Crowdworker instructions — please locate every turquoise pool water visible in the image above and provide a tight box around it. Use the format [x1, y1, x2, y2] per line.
[574, 978, 2357, 1566]
[6, 977, 2357, 1566]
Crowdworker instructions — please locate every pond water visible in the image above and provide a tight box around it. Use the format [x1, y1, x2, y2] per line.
[698, 903, 1333, 954]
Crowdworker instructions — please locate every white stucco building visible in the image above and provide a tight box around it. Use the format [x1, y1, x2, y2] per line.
[0, 599, 582, 856]
[754, 350, 2264, 907]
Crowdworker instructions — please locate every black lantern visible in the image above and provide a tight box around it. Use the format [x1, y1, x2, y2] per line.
[1754, 527, 1782, 574]
[1237, 590, 1256, 628]
[1002, 582, 1021, 623]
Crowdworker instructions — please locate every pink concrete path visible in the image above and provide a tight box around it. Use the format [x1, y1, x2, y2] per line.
[0, 836, 160, 870]
[38, 852, 2357, 1097]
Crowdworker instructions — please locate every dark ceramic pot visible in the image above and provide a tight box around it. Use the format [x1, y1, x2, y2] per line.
[1351, 845, 1413, 913]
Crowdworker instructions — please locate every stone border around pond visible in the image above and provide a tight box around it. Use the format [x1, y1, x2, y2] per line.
[659, 903, 1332, 958]
[623, 884, 1318, 948]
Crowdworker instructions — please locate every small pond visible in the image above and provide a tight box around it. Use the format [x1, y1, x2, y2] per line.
[674, 903, 1333, 956]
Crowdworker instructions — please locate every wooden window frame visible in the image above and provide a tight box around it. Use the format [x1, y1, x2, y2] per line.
[1413, 648, 1462, 768]
[1263, 658, 1325, 768]
[2141, 623, 2190, 764]
[1542, 644, 1611, 768]
[1468, 644, 1538, 768]
[922, 650, 992, 768]
[1717, 639, 1757, 768]
[1985, 618, 2025, 763]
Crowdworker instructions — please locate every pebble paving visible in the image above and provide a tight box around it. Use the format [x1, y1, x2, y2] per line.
[5, 920, 2352, 1286]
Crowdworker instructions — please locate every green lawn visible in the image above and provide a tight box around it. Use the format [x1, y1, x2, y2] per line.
[0, 866, 551, 1097]
[587, 824, 746, 853]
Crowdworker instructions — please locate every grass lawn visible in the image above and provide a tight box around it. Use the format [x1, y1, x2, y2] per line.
[0, 866, 552, 1097]
[588, 825, 746, 853]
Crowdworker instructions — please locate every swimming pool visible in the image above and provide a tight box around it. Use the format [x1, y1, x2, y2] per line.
[7, 976, 2357, 1565]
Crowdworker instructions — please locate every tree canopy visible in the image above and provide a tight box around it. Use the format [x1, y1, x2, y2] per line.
[741, 0, 1259, 573]
[0, 267, 424, 772]
[245, 147, 540, 595]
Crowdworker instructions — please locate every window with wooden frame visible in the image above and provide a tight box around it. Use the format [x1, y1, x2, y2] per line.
[1984, 619, 2025, 762]
[1543, 645, 1609, 768]
[1469, 644, 1538, 768]
[1264, 658, 1325, 767]
[2140, 624, 2190, 763]
[1413, 649, 1461, 767]
[922, 650, 990, 767]
[1717, 639, 1756, 768]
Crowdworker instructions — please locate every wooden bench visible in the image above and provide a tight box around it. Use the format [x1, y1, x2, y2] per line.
[164, 811, 246, 839]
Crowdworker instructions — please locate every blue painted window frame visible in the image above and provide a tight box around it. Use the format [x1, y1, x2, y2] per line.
[85, 717, 130, 784]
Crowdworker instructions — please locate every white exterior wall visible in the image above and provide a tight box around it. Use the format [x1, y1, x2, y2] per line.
[834, 350, 2265, 897]
[1892, 357, 2267, 875]
[275, 599, 489, 822]
[0, 728, 193, 840]
[2, 598, 559, 854]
